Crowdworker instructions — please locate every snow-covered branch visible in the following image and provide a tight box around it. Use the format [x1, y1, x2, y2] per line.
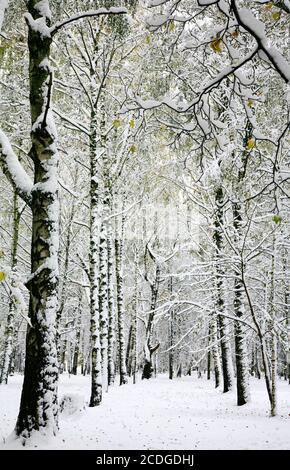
[0, 130, 33, 206]
[231, 0, 290, 83]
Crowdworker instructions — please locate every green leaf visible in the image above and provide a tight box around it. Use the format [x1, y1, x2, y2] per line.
[272, 215, 282, 224]
[113, 119, 122, 129]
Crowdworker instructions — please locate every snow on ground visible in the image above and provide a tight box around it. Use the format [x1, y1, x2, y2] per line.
[0, 374, 289, 449]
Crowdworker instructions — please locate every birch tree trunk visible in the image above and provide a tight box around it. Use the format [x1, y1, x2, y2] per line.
[210, 315, 222, 388]
[168, 277, 174, 380]
[99, 219, 109, 391]
[130, 252, 138, 384]
[115, 214, 128, 385]
[89, 39, 102, 406]
[142, 264, 160, 380]
[98, 93, 110, 391]
[168, 309, 174, 380]
[232, 123, 252, 405]
[71, 294, 82, 376]
[282, 249, 290, 384]
[16, 1, 59, 438]
[214, 187, 233, 393]
[127, 269, 138, 383]
[107, 212, 116, 386]
[233, 201, 250, 405]
[269, 238, 277, 416]
[207, 324, 211, 380]
[0, 190, 19, 385]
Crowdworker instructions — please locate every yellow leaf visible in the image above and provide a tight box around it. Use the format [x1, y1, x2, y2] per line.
[113, 119, 121, 129]
[145, 34, 151, 45]
[247, 99, 254, 108]
[210, 38, 223, 54]
[265, 2, 273, 10]
[272, 11, 281, 21]
[129, 119, 135, 129]
[0, 271, 6, 282]
[231, 29, 239, 38]
[246, 137, 255, 150]
[168, 21, 175, 32]
[129, 144, 137, 153]
[0, 249, 4, 258]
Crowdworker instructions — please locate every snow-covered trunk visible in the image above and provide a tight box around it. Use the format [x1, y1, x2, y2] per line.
[217, 292, 233, 392]
[60, 332, 68, 373]
[233, 201, 250, 405]
[98, 96, 109, 391]
[168, 278, 174, 380]
[89, 51, 102, 405]
[130, 260, 139, 384]
[282, 250, 290, 384]
[126, 325, 133, 374]
[131, 306, 137, 384]
[107, 212, 115, 386]
[255, 345, 261, 379]
[269, 239, 277, 416]
[71, 327, 81, 376]
[214, 187, 233, 393]
[286, 292, 290, 385]
[16, 1, 59, 438]
[115, 214, 128, 385]
[210, 315, 222, 388]
[142, 264, 160, 380]
[207, 324, 211, 381]
[1, 293, 17, 386]
[56, 168, 78, 368]
[71, 295, 82, 376]
[127, 260, 138, 382]
[232, 126, 252, 405]
[0, 190, 19, 385]
[99, 219, 109, 391]
[168, 310, 174, 380]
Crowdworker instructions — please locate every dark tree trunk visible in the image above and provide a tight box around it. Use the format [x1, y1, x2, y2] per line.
[168, 310, 174, 380]
[176, 363, 182, 378]
[232, 128, 251, 406]
[207, 324, 211, 380]
[115, 214, 128, 385]
[214, 186, 233, 393]
[233, 199, 250, 405]
[71, 300, 82, 376]
[142, 264, 160, 380]
[168, 277, 174, 380]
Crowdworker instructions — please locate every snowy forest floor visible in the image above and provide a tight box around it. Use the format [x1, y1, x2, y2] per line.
[0, 374, 289, 450]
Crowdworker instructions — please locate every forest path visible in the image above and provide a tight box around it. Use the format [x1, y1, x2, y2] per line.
[0, 374, 289, 449]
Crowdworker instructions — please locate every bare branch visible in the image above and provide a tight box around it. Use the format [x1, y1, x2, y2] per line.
[50, 7, 127, 37]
